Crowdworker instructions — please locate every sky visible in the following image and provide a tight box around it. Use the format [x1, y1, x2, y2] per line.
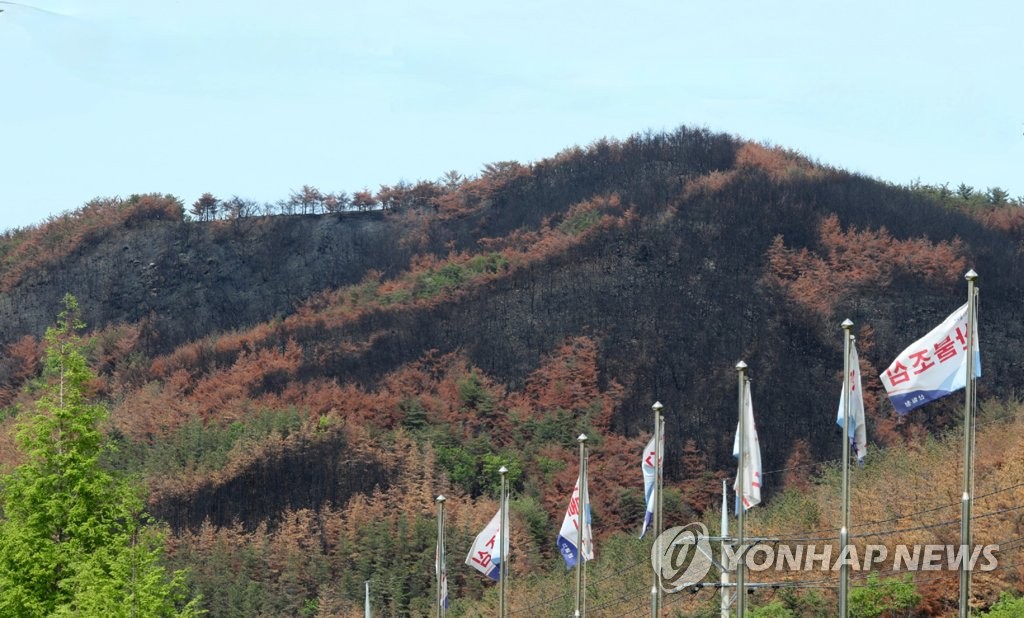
[1, 0, 1022, 233]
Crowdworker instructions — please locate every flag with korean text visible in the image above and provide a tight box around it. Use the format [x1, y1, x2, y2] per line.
[465, 503, 507, 581]
[836, 340, 867, 463]
[732, 380, 761, 513]
[639, 434, 660, 538]
[880, 303, 981, 415]
[557, 474, 594, 568]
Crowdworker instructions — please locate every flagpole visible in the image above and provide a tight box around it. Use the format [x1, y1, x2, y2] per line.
[735, 360, 747, 618]
[840, 319, 853, 618]
[959, 270, 979, 617]
[721, 479, 730, 618]
[575, 433, 588, 618]
[499, 466, 508, 618]
[365, 580, 371, 618]
[652, 401, 664, 618]
[436, 495, 446, 618]
[582, 435, 590, 618]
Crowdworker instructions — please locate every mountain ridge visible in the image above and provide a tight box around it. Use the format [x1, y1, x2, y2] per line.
[1, 126, 1022, 615]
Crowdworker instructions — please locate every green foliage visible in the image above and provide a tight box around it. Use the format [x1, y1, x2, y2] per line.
[662, 486, 696, 524]
[347, 275, 381, 308]
[399, 397, 429, 431]
[512, 407, 578, 449]
[535, 454, 565, 478]
[617, 487, 645, 529]
[512, 495, 550, 553]
[377, 252, 509, 305]
[908, 179, 1022, 211]
[848, 572, 920, 618]
[756, 487, 821, 532]
[481, 453, 523, 496]
[436, 443, 479, 494]
[979, 591, 1024, 616]
[775, 588, 833, 618]
[435, 438, 523, 498]
[457, 371, 495, 416]
[413, 262, 466, 299]
[107, 407, 304, 477]
[464, 252, 509, 275]
[0, 295, 201, 616]
[749, 599, 796, 618]
[558, 209, 602, 236]
[986, 186, 1010, 205]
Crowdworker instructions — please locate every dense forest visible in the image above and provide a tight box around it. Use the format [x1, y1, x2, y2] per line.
[1, 126, 1023, 616]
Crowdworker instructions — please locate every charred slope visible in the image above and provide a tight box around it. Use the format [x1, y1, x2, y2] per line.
[150, 432, 387, 532]
[271, 169, 1024, 480]
[0, 214, 407, 353]
[0, 128, 740, 357]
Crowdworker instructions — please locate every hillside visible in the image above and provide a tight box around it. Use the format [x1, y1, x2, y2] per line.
[1, 126, 1023, 616]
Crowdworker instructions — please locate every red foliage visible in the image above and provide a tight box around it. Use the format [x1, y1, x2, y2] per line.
[0, 335, 41, 408]
[970, 205, 1024, 235]
[734, 141, 821, 180]
[511, 336, 621, 432]
[678, 438, 724, 512]
[764, 214, 968, 317]
[780, 438, 814, 493]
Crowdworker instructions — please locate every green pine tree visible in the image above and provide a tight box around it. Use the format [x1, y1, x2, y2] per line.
[0, 294, 202, 617]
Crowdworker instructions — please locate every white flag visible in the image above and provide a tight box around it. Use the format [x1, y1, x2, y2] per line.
[465, 503, 507, 581]
[640, 435, 657, 538]
[880, 302, 980, 415]
[435, 543, 448, 609]
[556, 474, 594, 568]
[732, 381, 762, 512]
[836, 340, 867, 463]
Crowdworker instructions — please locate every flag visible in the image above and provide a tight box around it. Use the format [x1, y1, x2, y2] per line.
[435, 544, 449, 609]
[880, 303, 981, 415]
[836, 340, 867, 463]
[557, 474, 594, 568]
[640, 435, 657, 538]
[732, 380, 761, 513]
[465, 502, 507, 581]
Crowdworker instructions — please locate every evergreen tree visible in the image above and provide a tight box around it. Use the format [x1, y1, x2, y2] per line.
[0, 295, 202, 616]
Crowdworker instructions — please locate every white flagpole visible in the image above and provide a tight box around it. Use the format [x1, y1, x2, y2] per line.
[436, 495, 446, 618]
[574, 433, 588, 618]
[499, 466, 508, 618]
[959, 270, 979, 617]
[652, 401, 664, 617]
[582, 436, 590, 618]
[721, 479, 730, 618]
[364, 580, 371, 618]
[840, 319, 853, 618]
[735, 360, 747, 618]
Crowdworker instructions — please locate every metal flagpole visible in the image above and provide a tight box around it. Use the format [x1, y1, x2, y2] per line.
[735, 361, 747, 618]
[436, 495, 446, 618]
[652, 401, 664, 617]
[574, 434, 587, 618]
[721, 479, 730, 618]
[959, 270, 979, 617]
[840, 319, 853, 618]
[365, 580, 371, 618]
[582, 436, 590, 618]
[499, 466, 508, 618]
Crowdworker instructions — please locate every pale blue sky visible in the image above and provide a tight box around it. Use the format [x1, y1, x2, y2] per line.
[1, 0, 1022, 233]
